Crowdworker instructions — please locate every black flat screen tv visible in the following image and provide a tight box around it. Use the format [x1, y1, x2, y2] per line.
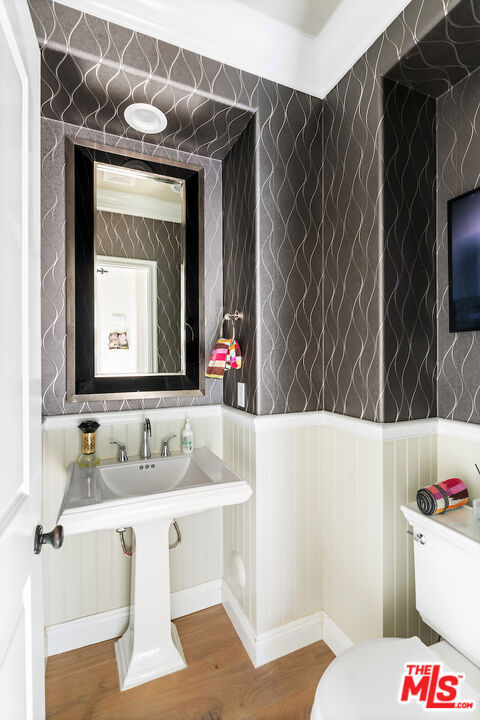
[448, 186, 480, 332]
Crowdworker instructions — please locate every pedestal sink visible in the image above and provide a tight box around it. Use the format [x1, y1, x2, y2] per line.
[58, 447, 251, 690]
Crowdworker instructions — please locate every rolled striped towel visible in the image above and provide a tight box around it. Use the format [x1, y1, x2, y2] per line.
[206, 338, 242, 379]
[416, 478, 468, 516]
[205, 338, 230, 379]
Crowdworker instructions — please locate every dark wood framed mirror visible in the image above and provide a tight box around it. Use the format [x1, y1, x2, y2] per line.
[66, 138, 204, 401]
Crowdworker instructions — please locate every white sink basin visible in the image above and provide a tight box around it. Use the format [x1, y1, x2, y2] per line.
[99, 455, 212, 498]
[59, 447, 250, 533]
[57, 446, 251, 691]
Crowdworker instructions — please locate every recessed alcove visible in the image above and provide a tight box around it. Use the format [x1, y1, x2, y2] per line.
[382, 0, 480, 422]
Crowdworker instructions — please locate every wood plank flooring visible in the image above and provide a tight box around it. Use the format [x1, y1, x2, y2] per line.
[45, 605, 335, 720]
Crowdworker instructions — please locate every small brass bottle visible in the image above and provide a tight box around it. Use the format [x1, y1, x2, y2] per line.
[77, 421, 100, 467]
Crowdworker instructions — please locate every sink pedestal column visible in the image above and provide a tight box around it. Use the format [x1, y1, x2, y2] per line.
[115, 518, 186, 690]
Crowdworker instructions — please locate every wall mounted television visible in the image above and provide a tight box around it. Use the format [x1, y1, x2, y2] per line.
[448, 186, 480, 332]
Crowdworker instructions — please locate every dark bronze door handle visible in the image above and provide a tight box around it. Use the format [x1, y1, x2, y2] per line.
[34, 524, 64, 554]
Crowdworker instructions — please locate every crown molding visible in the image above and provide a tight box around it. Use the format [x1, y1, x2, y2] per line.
[52, 0, 320, 98]
[51, 0, 414, 99]
[315, 0, 414, 97]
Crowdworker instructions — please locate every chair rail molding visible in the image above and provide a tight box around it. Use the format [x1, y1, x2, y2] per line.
[221, 405, 439, 440]
[42, 404, 222, 430]
[44, 405, 480, 442]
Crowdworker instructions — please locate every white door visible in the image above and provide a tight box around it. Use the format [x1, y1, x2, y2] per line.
[0, 1, 44, 719]
[96, 256, 158, 375]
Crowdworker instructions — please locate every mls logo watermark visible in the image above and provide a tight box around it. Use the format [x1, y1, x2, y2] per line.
[400, 664, 475, 711]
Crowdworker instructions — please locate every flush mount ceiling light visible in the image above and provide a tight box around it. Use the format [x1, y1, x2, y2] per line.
[124, 103, 167, 134]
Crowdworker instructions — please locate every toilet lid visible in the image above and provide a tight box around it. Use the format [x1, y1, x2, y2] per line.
[312, 636, 480, 719]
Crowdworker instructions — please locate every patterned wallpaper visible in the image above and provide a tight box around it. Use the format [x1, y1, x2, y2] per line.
[383, 0, 480, 423]
[385, 0, 480, 98]
[41, 117, 223, 414]
[437, 66, 480, 422]
[382, 79, 437, 421]
[95, 212, 182, 374]
[28, 1, 253, 160]
[255, 85, 323, 414]
[31, 0, 324, 417]
[323, 0, 466, 422]
[33, 0, 480, 421]
[222, 120, 257, 414]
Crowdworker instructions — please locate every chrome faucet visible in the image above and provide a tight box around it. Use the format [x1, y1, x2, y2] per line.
[161, 434, 176, 457]
[110, 441, 128, 463]
[141, 418, 151, 459]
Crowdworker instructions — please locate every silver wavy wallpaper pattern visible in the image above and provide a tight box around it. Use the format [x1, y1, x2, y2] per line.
[29, 1, 253, 160]
[386, 0, 480, 98]
[32, 0, 480, 422]
[31, 0, 324, 417]
[41, 117, 223, 414]
[382, 78, 437, 422]
[255, 84, 323, 415]
[322, 0, 444, 422]
[222, 119, 257, 414]
[437, 66, 480, 422]
[95, 212, 183, 374]
[323, 0, 480, 422]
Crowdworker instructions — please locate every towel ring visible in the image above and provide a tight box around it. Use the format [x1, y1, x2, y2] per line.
[223, 310, 243, 342]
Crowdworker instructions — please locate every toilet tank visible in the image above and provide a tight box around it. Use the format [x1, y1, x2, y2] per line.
[401, 503, 480, 668]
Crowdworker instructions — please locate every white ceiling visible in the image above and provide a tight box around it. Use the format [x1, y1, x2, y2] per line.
[233, 0, 343, 37]
[54, 0, 413, 98]
[96, 165, 183, 223]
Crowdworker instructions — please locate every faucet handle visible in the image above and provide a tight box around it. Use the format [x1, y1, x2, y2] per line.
[144, 418, 151, 436]
[110, 441, 128, 463]
[161, 435, 176, 457]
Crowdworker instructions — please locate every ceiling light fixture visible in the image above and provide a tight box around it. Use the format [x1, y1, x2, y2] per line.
[124, 103, 167, 134]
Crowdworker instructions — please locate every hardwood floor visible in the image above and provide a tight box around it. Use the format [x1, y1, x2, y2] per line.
[45, 605, 335, 720]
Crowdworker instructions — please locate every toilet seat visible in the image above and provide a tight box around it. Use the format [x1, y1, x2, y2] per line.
[311, 636, 480, 720]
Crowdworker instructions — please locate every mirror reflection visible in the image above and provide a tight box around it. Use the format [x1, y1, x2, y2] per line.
[94, 162, 185, 377]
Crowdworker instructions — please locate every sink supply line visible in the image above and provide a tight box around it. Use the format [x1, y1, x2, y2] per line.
[116, 520, 182, 556]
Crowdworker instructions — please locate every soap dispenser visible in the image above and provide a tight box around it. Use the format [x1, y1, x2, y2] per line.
[77, 421, 100, 467]
[181, 417, 193, 455]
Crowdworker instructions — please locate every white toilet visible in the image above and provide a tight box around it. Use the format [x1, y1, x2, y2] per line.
[311, 502, 480, 719]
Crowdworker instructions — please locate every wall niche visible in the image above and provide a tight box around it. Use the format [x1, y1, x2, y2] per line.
[382, 0, 480, 423]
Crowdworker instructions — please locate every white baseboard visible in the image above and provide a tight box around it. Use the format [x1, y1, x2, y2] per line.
[222, 580, 349, 668]
[322, 612, 354, 656]
[46, 579, 223, 657]
[255, 611, 324, 667]
[46, 605, 130, 657]
[221, 580, 257, 665]
[46, 577, 351, 665]
[171, 579, 222, 618]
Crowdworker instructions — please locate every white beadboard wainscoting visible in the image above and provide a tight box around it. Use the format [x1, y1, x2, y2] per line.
[222, 414, 257, 629]
[222, 408, 440, 648]
[436, 419, 480, 500]
[42, 406, 223, 630]
[382, 433, 438, 645]
[255, 421, 323, 634]
[42, 406, 480, 664]
[222, 411, 323, 636]
[322, 423, 383, 643]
